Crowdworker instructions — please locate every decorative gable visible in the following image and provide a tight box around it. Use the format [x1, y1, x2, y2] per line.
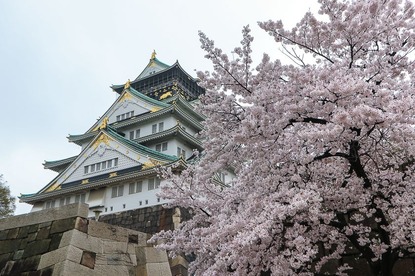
[88, 88, 170, 132]
[40, 130, 175, 194]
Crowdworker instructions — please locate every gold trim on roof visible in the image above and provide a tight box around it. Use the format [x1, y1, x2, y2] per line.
[92, 133, 113, 149]
[45, 182, 61, 192]
[81, 179, 89, 184]
[150, 107, 161, 113]
[120, 91, 132, 102]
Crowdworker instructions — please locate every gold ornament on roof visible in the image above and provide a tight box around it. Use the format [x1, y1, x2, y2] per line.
[81, 179, 89, 184]
[141, 161, 154, 170]
[124, 79, 131, 89]
[109, 172, 117, 178]
[151, 50, 157, 60]
[160, 91, 172, 100]
[93, 117, 109, 131]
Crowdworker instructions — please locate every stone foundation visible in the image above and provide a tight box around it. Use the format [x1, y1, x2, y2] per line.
[0, 203, 172, 276]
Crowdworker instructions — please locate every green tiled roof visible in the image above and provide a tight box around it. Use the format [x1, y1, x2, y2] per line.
[128, 87, 170, 108]
[106, 127, 179, 162]
[134, 125, 202, 149]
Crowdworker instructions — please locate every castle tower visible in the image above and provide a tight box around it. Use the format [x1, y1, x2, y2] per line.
[20, 52, 205, 221]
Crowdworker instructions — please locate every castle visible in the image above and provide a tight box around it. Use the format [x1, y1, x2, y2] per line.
[20, 51, 207, 221]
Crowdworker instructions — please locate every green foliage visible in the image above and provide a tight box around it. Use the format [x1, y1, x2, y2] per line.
[0, 174, 15, 218]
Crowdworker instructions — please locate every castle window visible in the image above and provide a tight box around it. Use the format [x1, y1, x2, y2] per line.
[177, 147, 186, 158]
[116, 111, 134, 122]
[152, 122, 164, 134]
[139, 201, 142, 206]
[84, 158, 118, 175]
[129, 131, 134, 140]
[135, 129, 141, 138]
[75, 193, 86, 203]
[45, 200, 55, 209]
[59, 196, 71, 207]
[145, 200, 148, 205]
[155, 142, 168, 152]
[129, 181, 143, 194]
[111, 185, 124, 198]
[148, 178, 161, 190]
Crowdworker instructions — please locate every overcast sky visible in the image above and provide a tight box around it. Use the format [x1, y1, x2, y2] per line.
[0, 0, 317, 215]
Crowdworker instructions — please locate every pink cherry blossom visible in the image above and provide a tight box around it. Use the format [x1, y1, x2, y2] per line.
[151, 1, 415, 275]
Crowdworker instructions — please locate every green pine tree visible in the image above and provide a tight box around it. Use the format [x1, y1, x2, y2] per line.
[0, 175, 15, 218]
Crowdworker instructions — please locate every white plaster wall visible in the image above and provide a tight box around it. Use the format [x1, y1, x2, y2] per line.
[108, 100, 150, 124]
[101, 178, 168, 215]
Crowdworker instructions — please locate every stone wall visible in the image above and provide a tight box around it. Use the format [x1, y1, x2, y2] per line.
[98, 206, 190, 275]
[98, 205, 175, 234]
[0, 203, 172, 276]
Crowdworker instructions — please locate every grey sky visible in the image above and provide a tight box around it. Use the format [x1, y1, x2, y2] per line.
[0, 0, 315, 215]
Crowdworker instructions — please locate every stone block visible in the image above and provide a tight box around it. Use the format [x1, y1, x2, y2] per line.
[102, 240, 127, 253]
[94, 264, 130, 276]
[12, 250, 24, 260]
[53, 260, 93, 276]
[49, 233, 63, 251]
[75, 217, 88, 233]
[50, 218, 76, 234]
[95, 253, 107, 265]
[39, 222, 52, 228]
[38, 245, 83, 269]
[0, 229, 8, 240]
[60, 229, 103, 253]
[36, 226, 51, 240]
[18, 255, 41, 272]
[28, 224, 39, 233]
[88, 220, 129, 242]
[39, 266, 53, 276]
[169, 255, 188, 269]
[106, 253, 133, 266]
[6, 228, 19, 239]
[1, 260, 15, 275]
[0, 203, 89, 231]
[145, 262, 172, 276]
[0, 239, 20, 254]
[22, 239, 51, 258]
[136, 246, 169, 265]
[80, 250, 96, 269]
[17, 226, 30, 239]
[0, 252, 12, 268]
[128, 234, 138, 244]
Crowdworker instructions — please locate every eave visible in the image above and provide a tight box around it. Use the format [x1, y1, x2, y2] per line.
[20, 159, 186, 204]
[134, 125, 203, 150]
[43, 155, 78, 172]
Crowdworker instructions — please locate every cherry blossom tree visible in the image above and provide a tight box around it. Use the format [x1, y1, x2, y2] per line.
[152, 0, 415, 275]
